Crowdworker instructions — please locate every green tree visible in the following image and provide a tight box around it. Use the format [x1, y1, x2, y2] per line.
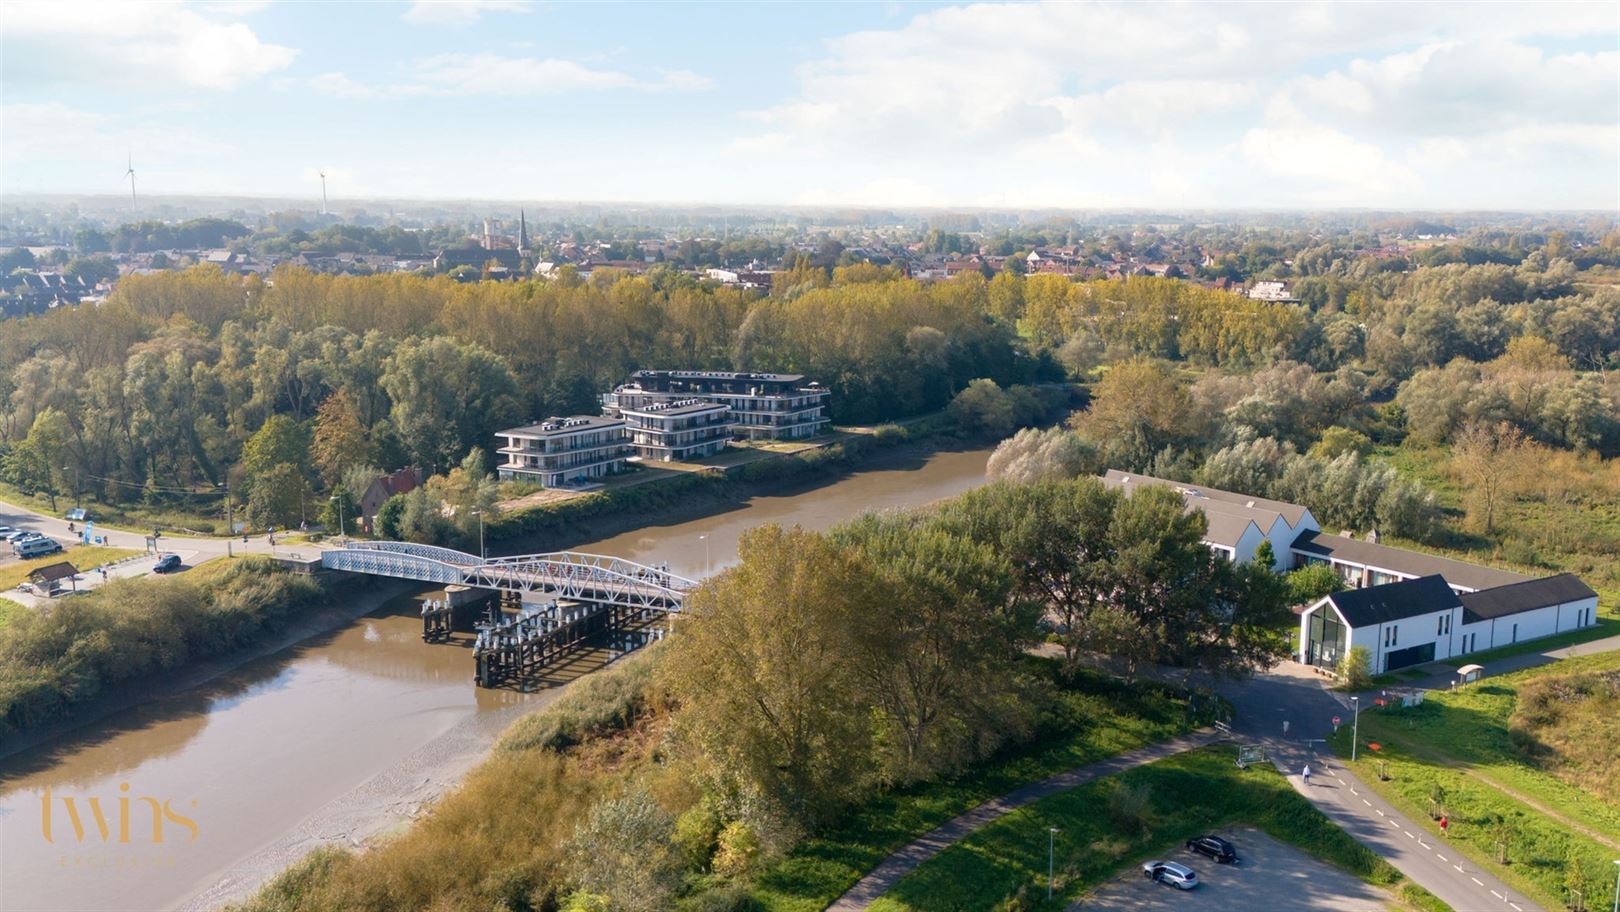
[380, 337, 521, 473]
[241, 415, 311, 489]
[565, 788, 681, 912]
[1339, 645, 1373, 690]
[245, 463, 311, 529]
[660, 525, 877, 826]
[376, 493, 407, 540]
[321, 485, 359, 537]
[310, 389, 369, 488]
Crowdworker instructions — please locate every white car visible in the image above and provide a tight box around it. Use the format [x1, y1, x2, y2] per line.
[1142, 860, 1200, 889]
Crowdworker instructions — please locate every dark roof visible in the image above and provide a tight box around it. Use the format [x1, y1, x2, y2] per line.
[1460, 573, 1599, 624]
[1292, 529, 1532, 592]
[29, 561, 78, 583]
[1326, 575, 1461, 628]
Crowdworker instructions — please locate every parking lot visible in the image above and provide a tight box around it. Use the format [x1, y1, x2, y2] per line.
[1076, 827, 1392, 912]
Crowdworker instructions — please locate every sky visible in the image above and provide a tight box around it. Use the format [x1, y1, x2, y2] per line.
[1, 0, 1617, 211]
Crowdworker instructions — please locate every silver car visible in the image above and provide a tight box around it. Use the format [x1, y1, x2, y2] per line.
[1142, 860, 1200, 889]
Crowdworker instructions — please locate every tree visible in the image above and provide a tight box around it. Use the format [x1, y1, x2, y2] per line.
[986, 426, 1099, 483]
[659, 525, 877, 826]
[245, 463, 310, 529]
[379, 337, 521, 473]
[241, 415, 311, 489]
[1073, 359, 1199, 469]
[1339, 645, 1373, 690]
[1310, 426, 1373, 460]
[310, 389, 369, 488]
[1450, 420, 1529, 534]
[321, 485, 359, 536]
[948, 379, 1018, 437]
[376, 493, 407, 540]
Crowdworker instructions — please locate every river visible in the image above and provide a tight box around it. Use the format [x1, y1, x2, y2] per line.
[0, 443, 993, 912]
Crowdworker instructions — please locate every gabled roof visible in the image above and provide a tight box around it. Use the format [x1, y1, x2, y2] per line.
[1326, 575, 1461, 628]
[1101, 469, 1312, 527]
[1292, 530, 1532, 592]
[1460, 573, 1599, 624]
[29, 561, 78, 584]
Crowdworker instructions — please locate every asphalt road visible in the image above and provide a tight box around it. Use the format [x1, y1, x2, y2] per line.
[1220, 663, 1543, 912]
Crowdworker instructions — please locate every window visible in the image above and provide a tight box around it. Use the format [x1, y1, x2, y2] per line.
[1384, 625, 1399, 648]
[1437, 614, 1451, 636]
[1511, 623, 1518, 644]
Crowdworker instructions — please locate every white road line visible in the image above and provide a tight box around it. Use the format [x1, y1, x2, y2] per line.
[1437, 854, 1447, 862]
[1471, 877, 1484, 886]
[1349, 788, 1357, 794]
[1510, 903, 1523, 911]
[1403, 830, 1414, 838]
[1362, 798, 1372, 806]
[1455, 865, 1466, 873]
[1491, 890, 1503, 899]
[1376, 809, 1385, 816]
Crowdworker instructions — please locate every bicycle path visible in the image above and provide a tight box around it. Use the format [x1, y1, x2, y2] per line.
[825, 729, 1223, 911]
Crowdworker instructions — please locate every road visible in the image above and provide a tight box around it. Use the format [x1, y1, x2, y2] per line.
[1219, 663, 1543, 912]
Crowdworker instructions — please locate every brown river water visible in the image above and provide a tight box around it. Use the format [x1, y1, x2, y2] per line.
[0, 444, 992, 912]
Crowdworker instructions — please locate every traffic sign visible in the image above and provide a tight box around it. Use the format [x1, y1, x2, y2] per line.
[1332, 715, 1341, 726]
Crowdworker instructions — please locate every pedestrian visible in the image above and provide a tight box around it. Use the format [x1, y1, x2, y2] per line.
[1302, 763, 1312, 785]
[1439, 815, 1449, 837]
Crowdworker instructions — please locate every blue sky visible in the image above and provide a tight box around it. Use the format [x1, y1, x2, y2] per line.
[2, 0, 1616, 210]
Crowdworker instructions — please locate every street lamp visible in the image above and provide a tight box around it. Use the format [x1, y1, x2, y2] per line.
[698, 534, 710, 577]
[1610, 858, 1618, 912]
[1048, 827, 1060, 901]
[1350, 696, 1360, 762]
[471, 510, 485, 559]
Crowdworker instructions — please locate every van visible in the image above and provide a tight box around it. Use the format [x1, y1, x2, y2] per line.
[14, 537, 63, 559]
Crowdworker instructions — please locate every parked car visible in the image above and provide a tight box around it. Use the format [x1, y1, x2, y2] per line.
[5, 529, 37, 544]
[0, 526, 14, 537]
[1185, 834, 1239, 864]
[153, 554, 182, 574]
[14, 537, 63, 559]
[1142, 861, 1199, 889]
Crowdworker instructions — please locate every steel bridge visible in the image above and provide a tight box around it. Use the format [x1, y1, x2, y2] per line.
[320, 541, 695, 612]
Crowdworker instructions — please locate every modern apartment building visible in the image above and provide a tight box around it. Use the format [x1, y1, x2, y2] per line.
[620, 398, 735, 461]
[602, 370, 830, 441]
[496, 416, 630, 487]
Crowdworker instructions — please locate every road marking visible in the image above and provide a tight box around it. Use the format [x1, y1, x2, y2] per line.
[1403, 830, 1414, 838]
[1455, 865, 1466, 873]
[1362, 798, 1372, 806]
[1491, 890, 1503, 899]
[1349, 787, 1357, 794]
[1376, 809, 1384, 816]
[1510, 903, 1523, 911]
[1471, 877, 1484, 886]
[1437, 854, 1447, 862]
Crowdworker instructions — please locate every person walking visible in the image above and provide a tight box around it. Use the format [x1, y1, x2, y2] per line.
[1302, 763, 1312, 785]
[1439, 815, 1449, 837]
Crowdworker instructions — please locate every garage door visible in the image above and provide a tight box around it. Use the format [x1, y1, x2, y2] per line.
[1385, 642, 1435, 672]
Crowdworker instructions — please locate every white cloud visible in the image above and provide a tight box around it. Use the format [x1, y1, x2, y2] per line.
[1, 1, 295, 90]
[401, 1, 530, 27]
[1, 102, 237, 194]
[308, 55, 712, 98]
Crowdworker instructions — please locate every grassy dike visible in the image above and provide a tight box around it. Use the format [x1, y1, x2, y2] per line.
[868, 745, 1448, 912]
[1328, 650, 1620, 911]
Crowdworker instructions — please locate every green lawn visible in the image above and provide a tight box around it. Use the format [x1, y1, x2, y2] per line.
[0, 597, 24, 627]
[1330, 650, 1620, 910]
[747, 665, 1222, 912]
[867, 746, 1439, 912]
[0, 484, 233, 537]
[0, 545, 143, 591]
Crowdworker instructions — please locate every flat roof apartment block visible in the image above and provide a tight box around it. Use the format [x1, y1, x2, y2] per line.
[620, 398, 735, 462]
[497, 416, 629, 487]
[602, 370, 830, 441]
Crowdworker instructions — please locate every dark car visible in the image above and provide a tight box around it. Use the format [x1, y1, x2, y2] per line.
[1185, 834, 1239, 864]
[153, 554, 182, 574]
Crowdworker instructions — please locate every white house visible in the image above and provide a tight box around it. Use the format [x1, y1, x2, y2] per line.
[1291, 530, 1532, 593]
[1300, 573, 1599, 673]
[1101, 470, 1319, 571]
[496, 416, 630, 487]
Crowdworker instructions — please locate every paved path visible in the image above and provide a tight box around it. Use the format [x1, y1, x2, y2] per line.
[826, 729, 1223, 912]
[1399, 633, 1620, 692]
[1220, 663, 1543, 912]
[0, 496, 322, 560]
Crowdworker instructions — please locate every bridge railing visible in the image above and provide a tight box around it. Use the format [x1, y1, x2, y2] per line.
[344, 540, 483, 566]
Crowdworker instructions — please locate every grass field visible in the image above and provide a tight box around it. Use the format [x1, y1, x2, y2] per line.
[0, 544, 142, 591]
[747, 667, 1221, 912]
[1330, 650, 1620, 910]
[0, 484, 233, 537]
[866, 746, 1442, 912]
[0, 597, 23, 627]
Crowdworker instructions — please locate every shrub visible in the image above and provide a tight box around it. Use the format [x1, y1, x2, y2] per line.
[1106, 782, 1153, 835]
[712, 821, 762, 879]
[676, 882, 764, 912]
[673, 800, 724, 872]
[497, 645, 660, 753]
[1339, 645, 1373, 691]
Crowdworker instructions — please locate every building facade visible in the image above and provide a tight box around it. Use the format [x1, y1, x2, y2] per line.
[603, 370, 830, 441]
[496, 416, 629, 487]
[620, 399, 735, 461]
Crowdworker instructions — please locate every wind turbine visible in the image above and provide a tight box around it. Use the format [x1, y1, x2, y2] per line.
[125, 154, 137, 213]
[319, 171, 328, 215]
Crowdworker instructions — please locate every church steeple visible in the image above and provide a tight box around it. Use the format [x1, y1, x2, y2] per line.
[518, 209, 529, 256]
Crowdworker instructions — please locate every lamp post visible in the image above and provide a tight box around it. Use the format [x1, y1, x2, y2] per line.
[1048, 826, 1060, 901]
[472, 510, 485, 559]
[698, 534, 710, 577]
[1350, 695, 1360, 762]
[1610, 858, 1618, 912]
